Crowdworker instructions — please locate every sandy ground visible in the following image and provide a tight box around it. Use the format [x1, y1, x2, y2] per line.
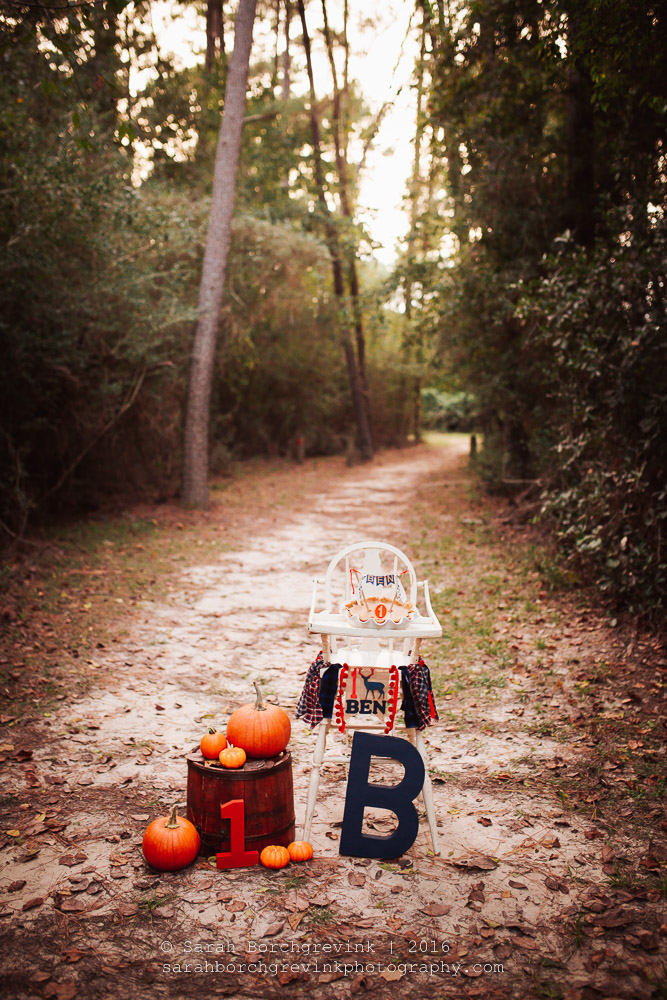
[1, 437, 665, 1000]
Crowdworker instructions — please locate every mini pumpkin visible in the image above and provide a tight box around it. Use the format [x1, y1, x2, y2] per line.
[287, 840, 314, 862]
[200, 727, 227, 759]
[142, 805, 200, 872]
[259, 844, 290, 869]
[226, 681, 291, 759]
[219, 744, 246, 768]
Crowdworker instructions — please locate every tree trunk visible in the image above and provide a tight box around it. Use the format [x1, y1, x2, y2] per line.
[272, 0, 281, 87]
[206, 1, 215, 71]
[566, 12, 595, 246]
[206, 0, 224, 71]
[342, 0, 350, 159]
[320, 0, 374, 448]
[297, 0, 373, 462]
[400, 11, 426, 443]
[282, 0, 292, 99]
[182, 0, 257, 508]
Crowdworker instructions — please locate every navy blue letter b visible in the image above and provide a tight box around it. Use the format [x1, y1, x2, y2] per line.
[339, 732, 425, 859]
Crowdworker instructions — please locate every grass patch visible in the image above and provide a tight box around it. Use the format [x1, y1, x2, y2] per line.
[306, 905, 334, 926]
[139, 891, 176, 915]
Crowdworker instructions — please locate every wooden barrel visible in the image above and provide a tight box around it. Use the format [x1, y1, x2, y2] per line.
[186, 749, 295, 856]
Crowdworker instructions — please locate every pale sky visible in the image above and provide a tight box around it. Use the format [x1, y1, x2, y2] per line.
[149, 0, 419, 267]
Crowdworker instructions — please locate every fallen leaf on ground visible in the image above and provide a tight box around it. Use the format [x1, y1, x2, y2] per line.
[58, 853, 87, 867]
[590, 908, 637, 928]
[288, 910, 307, 931]
[61, 949, 86, 963]
[276, 971, 303, 985]
[60, 898, 89, 913]
[511, 935, 537, 950]
[22, 897, 44, 911]
[451, 855, 498, 871]
[30, 972, 51, 984]
[261, 922, 284, 937]
[308, 893, 331, 907]
[380, 968, 404, 981]
[282, 892, 310, 912]
[421, 902, 450, 916]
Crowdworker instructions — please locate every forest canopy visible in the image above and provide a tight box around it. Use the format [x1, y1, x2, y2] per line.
[415, 0, 666, 616]
[0, 0, 665, 618]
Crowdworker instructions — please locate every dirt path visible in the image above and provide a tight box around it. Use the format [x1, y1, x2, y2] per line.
[1, 438, 665, 1000]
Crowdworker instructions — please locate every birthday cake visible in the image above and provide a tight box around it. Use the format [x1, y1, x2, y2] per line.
[342, 549, 415, 626]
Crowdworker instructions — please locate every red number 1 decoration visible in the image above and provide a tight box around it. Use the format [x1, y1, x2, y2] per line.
[216, 799, 259, 869]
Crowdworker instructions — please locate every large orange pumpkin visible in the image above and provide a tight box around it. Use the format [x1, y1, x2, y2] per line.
[142, 805, 200, 871]
[226, 682, 291, 759]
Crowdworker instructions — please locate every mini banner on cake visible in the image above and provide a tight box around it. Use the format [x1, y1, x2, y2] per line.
[339, 732, 425, 859]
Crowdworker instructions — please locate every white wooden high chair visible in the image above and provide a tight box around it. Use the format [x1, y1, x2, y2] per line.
[302, 540, 442, 853]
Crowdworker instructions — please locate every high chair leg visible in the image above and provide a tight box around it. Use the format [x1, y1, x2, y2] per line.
[303, 720, 330, 842]
[406, 727, 441, 855]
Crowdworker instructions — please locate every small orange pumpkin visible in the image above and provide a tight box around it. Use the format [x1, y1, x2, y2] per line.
[287, 840, 314, 862]
[142, 805, 200, 872]
[200, 727, 227, 759]
[219, 744, 246, 768]
[260, 844, 290, 869]
[226, 682, 291, 759]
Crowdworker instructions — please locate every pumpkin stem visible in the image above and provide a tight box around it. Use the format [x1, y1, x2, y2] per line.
[253, 680, 266, 712]
[207, 726, 217, 734]
[165, 804, 181, 829]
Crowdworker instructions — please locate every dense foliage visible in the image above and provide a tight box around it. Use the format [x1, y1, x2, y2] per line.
[416, 0, 666, 616]
[0, 1, 406, 535]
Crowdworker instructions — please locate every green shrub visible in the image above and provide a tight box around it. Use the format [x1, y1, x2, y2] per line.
[520, 203, 667, 616]
[421, 387, 479, 432]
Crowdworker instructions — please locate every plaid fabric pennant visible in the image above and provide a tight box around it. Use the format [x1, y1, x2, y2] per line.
[296, 653, 340, 728]
[400, 657, 439, 731]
